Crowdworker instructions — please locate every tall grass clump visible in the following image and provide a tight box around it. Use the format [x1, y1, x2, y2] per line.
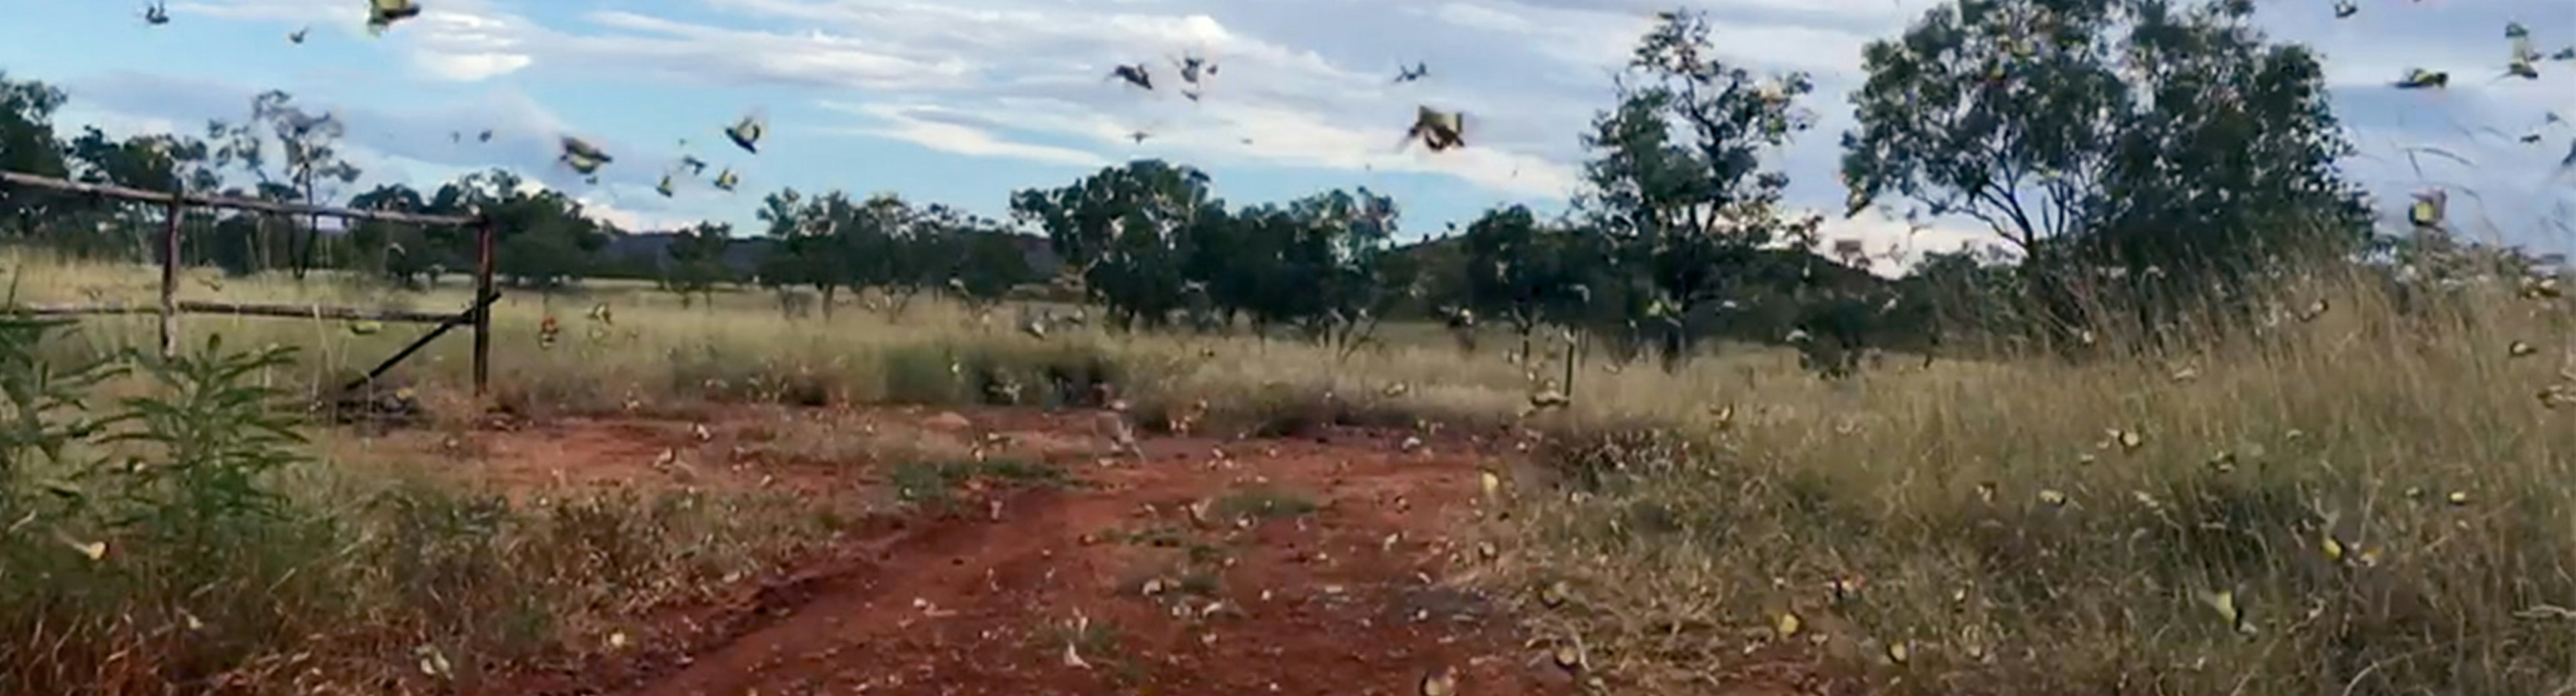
[1495, 264, 2576, 695]
[0, 310, 826, 695]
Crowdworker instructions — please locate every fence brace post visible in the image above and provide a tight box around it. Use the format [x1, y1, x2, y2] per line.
[473, 217, 495, 398]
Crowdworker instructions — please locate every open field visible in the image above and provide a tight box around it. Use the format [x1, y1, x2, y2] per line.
[4, 250, 2575, 696]
[6, 0, 2571, 689]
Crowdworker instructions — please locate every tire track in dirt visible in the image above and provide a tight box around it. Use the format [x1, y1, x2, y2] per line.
[627, 487, 1081, 696]
[462, 406, 1576, 695]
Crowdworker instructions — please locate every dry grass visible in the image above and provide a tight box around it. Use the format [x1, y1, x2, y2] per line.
[0, 451, 833, 695]
[1497, 273, 2576, 695]
[4, 250, 2571, 694]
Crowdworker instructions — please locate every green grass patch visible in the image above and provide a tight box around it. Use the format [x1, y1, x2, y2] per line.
[885, 458, 1073, 508]
[1210, 485, 1320, 521]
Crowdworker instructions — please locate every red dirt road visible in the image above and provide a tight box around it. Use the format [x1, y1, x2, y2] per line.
[454, 405, 1577, 696]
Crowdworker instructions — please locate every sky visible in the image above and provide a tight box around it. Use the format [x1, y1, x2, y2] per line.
[0, 0, 2571, 277]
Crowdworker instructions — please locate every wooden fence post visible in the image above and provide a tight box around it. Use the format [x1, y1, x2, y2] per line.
[0, 171, 491, 383]
[473, 217, 496, 397]
[158, 197, 182, 358]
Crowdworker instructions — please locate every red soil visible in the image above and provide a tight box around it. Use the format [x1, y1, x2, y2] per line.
[446, 405, 1585, 696]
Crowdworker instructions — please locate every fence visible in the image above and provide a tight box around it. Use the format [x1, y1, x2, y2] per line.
[0, 171, 503, 397]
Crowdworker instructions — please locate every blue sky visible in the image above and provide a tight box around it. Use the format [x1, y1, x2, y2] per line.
[0, 0, 2571, 275]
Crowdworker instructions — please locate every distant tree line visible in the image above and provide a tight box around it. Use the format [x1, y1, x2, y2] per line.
[0, 0, 2554, 377]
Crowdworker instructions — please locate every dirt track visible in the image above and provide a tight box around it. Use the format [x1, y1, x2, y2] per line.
[436, 405, 1577, 696]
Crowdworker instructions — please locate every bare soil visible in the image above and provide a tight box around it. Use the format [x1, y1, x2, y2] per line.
[425, 404, 1583, 696]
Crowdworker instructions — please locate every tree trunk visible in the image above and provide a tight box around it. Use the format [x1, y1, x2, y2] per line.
[1563, 328, 1581, 400]
[250, 215, 269, 273]
[293, 223, 318, 280]
[1660, 324, 1686, 374]
[290, 178, 317, 281]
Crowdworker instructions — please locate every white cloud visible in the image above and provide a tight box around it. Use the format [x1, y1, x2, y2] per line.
[398, 4, 538, 81]
[576, 195, 674, 231]
[821, 101, 1108, 167]
[1809, 212, 2005, 277]
[572, 10, 975, 91]
[167, 0, 349, 23]
[170, 0, 544, 81]
[1430, 0, 1874, 79]
[52, 105, 186, 142]
[413, 52, 534, 82]
[1428, 1, 1640, 70]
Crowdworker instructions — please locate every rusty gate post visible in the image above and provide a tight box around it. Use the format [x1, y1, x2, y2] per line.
[473, 217, 496, 397]
[158, 197, 182, 358]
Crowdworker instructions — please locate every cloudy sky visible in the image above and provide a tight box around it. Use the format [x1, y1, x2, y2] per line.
[0, 0, 2570, 275]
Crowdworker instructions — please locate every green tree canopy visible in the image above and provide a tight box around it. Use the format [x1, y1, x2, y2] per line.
[426, 169, 606, 289]
[1460, 204, 1591, 346]
[1841, 0, 2370, 293]
[0, 71, 71, 234]
[664, 221, 733, 307]
[905, 203, 1036, 308]
[1579, 8, 1823, 369]
[1009, 159, 1222, 330]
[344, 183, 441, 287]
